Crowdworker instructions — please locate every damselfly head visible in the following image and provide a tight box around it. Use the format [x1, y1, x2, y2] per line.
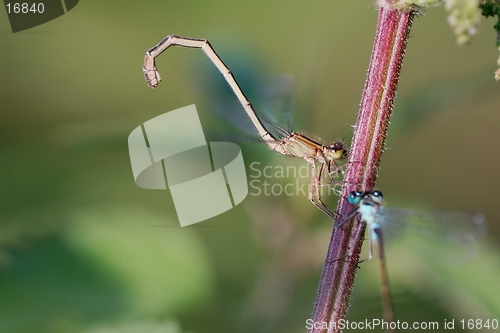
[348, 190, 384, 205]
[329, 141, 348, 160]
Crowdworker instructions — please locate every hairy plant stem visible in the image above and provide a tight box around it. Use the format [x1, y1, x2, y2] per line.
[308, 7, 415, 333]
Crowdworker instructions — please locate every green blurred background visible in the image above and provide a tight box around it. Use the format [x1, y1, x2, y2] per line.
[1, 1, 499, 332]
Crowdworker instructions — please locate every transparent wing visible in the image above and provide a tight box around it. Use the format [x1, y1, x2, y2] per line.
[377, 208, 487, 263]
[257, 75, 295, 135]
[208, 75, 295, 141]
[210, 99, 262, 141]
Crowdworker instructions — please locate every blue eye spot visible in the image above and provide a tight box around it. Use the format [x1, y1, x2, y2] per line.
[348, 191, 362, 205]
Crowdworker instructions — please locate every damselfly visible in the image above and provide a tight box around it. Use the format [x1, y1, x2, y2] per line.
[344, 190, 486, 332]
[143, 35, 348, 218]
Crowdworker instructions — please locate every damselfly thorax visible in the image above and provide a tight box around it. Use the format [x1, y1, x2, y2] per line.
[274, 133, 346, 161]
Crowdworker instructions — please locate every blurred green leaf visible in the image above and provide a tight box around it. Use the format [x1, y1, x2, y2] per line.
[65, 206, 215, 317]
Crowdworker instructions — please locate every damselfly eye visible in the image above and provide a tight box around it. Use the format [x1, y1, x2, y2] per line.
[348, 191, 363, 205]
[342, 149, 349, 159]
[330, 142, 345, 151]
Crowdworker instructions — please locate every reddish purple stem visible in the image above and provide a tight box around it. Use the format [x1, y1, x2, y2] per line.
[308, 7, 415, 333]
